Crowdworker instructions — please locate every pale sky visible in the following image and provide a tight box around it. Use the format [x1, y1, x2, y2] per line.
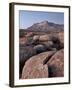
[19, 10, 64, 29]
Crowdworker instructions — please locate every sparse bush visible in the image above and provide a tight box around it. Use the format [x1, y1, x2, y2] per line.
[51, 36, 64, 50]
[19, 30, 27, 38]
[19, 46, 37, 78]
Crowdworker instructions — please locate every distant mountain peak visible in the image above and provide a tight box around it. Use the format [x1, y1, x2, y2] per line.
[33, 20, 48, 26]
[37, 21, 48, 27]
[27, 20, 49, 31]
[38, 20, 48, 24]
[26, 20, 64, 32]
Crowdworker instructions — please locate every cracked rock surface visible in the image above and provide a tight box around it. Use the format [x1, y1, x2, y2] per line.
[21, 51, 55, 79]
[47, 49, 64, 77]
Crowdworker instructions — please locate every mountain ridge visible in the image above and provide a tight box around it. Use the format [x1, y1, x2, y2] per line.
[20, 20, 64, 32]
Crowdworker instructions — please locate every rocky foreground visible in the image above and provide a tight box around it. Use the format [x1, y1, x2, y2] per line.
[19, 21, 64, 79]
[19, 31, 64, 79]
[22, 49, 64, 79]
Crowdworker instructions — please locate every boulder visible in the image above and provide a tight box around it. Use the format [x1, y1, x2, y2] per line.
[50, 48, 57, 51]
[25, 32, 34, 37]
[33, 35, 39, 41]
[40, 41, 53, 49]
[47, 49, 64, 77]
[58, 32, 64, 44]
[19, 37, 27, 45]
[39, 41, 57, 51]
[22, 64, 48, 79]
[33, 44, 47, 54]
[21, 51, 55, 79]
[39, 35, 49, 42]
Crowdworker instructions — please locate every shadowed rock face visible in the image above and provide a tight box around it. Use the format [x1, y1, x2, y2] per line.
[33, 44, 47, 54]
[47, 49, 64, 77]
[21, 51, 55, 79]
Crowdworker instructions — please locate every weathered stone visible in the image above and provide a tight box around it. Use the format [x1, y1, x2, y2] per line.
[22, 64, 48, 79]
[33, 44, 47, 54]
[25, 32, 34, 37]
[39, 41, 57, 51]
[33, 35, 39, 41]
[19, 37, 27, 45]
[58, 32, 64, 44]
[50, 48, 57, 51]
[21, 51, 55, 79]
[47, 49, 64, 77]
[39, 35, 49, 41]
[40, 41, 53, 49]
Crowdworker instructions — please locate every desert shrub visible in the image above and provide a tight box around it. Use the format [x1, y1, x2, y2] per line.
[51, 36, 64, 50]
[32, 39, 40, 45]
[19, 46, 37, 78]
[51, 36, 59, 44]
[26, 37, 33, 45]
[19, 30, 27, 38]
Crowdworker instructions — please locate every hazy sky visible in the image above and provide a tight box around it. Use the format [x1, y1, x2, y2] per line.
[19, 10, 64, 29]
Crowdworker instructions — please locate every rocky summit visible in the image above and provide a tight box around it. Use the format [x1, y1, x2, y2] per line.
[27, 21, 63, 32]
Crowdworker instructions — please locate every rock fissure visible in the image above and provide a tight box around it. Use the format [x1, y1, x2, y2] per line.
[43, 53, 55, 65]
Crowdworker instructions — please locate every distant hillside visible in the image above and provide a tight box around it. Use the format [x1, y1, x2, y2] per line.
[19, 21, 64, 37]
[27, 21, 64, 31]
